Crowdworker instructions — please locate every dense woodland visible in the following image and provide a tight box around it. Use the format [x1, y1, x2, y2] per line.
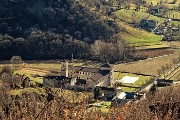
[0, 0, 133, 62]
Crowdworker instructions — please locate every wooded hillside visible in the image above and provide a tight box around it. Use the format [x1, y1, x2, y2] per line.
[0, 0, 130, 62]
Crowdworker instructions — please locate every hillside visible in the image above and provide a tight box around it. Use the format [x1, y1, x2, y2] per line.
[0, 0, 180, 120]
[0, 0, 179, 61]
[113, 0, 180, 46]
[0, 0, 131, 62]
[115, 9, 180, 26]
[117, 22, 162, 46]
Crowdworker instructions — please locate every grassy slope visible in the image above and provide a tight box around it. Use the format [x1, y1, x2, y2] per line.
[117, 22, 162, 46]
[116, 10, 180, 25]
[115, 9, 164, 47]
[114, 0, 180, 47]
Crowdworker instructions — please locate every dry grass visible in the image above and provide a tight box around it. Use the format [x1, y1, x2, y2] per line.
[168, 67, 180, 80]
[114, 54, 179, 76]
[135, 49, 174, 58]
[26, 63, 61, 71]
[17, 68, 50, 76]
[55, 88, 93, 103]
[164, 41, 180, 48]
[24, 60, 101, 71]
[10, 87, 45, 95]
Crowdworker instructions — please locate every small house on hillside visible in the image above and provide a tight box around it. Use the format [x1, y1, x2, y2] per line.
[112, 92, 137, 105]
[149, 7, 160, 14]
[140, 19, 158, 29]
[94, 86, 116, 101]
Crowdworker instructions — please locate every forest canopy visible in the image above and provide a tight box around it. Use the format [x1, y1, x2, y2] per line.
[0, 0, 131, 62]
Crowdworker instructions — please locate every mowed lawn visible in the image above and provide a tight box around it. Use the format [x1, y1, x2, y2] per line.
[114, 72, 152, 92]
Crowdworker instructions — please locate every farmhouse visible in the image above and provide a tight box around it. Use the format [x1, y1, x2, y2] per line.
[43, 61, 115, 91]
[140, 19, 158, 29]
[43, 76, 72, 88]
[111, 91, 137, 105]
[94, 86, 116, 101]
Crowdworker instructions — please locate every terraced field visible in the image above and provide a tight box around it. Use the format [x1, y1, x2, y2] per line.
[167, 66, 180, 80]
[114, 54, 179, 76]
[116, 10, 180, 26]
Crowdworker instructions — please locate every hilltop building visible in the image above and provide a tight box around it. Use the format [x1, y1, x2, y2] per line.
[43, 61, 115, 91]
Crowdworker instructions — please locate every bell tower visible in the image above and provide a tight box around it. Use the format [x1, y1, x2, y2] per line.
[110, 69, 114, 87]
[61, 60, 68, 77]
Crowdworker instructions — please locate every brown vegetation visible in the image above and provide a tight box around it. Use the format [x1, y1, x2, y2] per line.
[135, 49, 174, 58]
[0, 65, 180, 119]
[115, 54, 179, 76]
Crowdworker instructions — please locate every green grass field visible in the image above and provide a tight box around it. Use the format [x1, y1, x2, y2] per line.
[114, 72, 152, 92]
[117, 22, 162, 46]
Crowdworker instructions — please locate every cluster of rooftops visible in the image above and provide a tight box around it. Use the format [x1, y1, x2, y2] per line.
[43, 62, 115, 91]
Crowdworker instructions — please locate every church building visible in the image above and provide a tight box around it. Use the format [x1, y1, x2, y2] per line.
[44, 61, 115, 91]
